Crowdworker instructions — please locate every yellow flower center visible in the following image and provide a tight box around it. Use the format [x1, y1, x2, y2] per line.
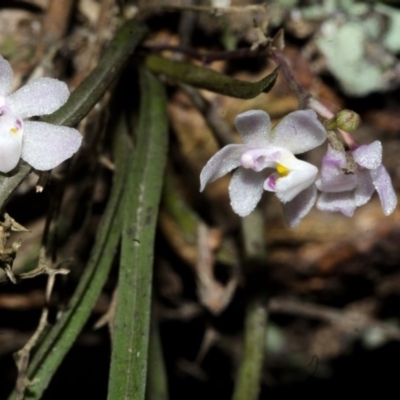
[10, 128, 18, 135]
[276, 163, 289, 177]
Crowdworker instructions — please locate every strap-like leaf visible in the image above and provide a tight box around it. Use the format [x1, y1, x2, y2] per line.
[145, 54, 279, 99]
[107, 68, 169, 400]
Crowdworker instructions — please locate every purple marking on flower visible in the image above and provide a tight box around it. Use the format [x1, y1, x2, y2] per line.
[266, 174, 276, 190]
[200, 109, 327, 226]
[323, 156, 342, 168]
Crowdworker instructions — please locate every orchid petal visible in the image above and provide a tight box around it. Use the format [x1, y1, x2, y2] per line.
[370, 165, 397, 215]
[0, 56, 13, 96]
[282, 184, 317, 227]
[316, 146, 357, 192]
[271, 109, 327, 154]
[21, 121, 82, 171]
[354, 169, 375, 207]
[0, 131, 22, 173]
[234, 110, 270, 147]
[316, 192, 357, 217]
[8, 78, 69, 118]
[0, 111, 23, 173]
[229, 168, 266, 217]
[240, 146, 282, 171]
[352, 141, 382, 170]
[200, 144, 245, 191]
[267, 157, 318, 202]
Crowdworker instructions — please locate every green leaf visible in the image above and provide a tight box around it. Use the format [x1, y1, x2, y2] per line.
[107, 68, 169, 400]
[145, 54, 279, 99]
[0, 18, 148, 211]
[8, 116, 133, 400]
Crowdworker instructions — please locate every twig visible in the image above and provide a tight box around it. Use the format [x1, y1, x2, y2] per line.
[13, 249, 69, 400]
[195, 223, 238, 314]
[36, 0, 76, 58]
[0, 214, 29, 284]
[179, 84, 234, 146]
[144, 44, 269, 65]
[269, 297, 400, 341]
[93, 287, 118, 343]
[139, 4, 265, 16]
[177, 0, 197, 54]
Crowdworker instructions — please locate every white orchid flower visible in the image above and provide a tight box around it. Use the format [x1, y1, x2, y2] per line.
[0, 55, 82, 174]
[200, 109, 327, 227]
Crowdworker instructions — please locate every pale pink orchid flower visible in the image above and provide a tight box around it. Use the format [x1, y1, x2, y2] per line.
[316, 142, 397, 216]
[0, 55, 82, 174]
[200, 109, 327, 227]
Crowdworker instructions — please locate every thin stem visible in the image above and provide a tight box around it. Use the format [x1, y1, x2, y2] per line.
[270, 50, 358, 149]
[233, 210, 268, 400]
[269, 49, 310, 109]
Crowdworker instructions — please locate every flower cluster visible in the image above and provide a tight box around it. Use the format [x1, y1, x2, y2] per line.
[0, 55, 82, 174]
[200, 109, 397, 227]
